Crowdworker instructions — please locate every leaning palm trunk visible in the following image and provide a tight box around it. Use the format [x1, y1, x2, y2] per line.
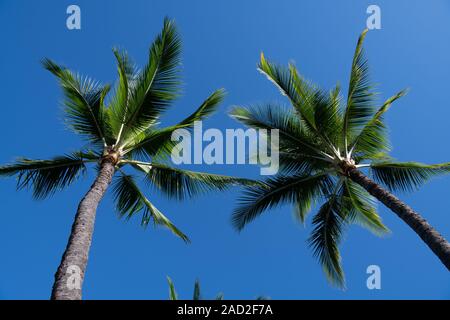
[347, 167, 450, 270]
[51, 158, 115, 300]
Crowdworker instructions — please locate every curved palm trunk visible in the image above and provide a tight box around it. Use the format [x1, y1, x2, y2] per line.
[348, 167, 450, 270]
[51, 159, 115, 300]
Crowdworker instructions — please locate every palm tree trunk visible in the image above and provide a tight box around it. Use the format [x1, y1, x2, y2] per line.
[347, 167, 450, 270]
[51, 158, 115, 300]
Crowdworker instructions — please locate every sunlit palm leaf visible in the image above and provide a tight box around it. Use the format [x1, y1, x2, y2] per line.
[167, 276, 178, 300]
[258, 53, 318, 134]
[342, 29, 377, 151]
[42, 58, 111, 145]
[126, 88, 225, 159]
[118, 18, 181, 143]
[108, 48, 137, 140]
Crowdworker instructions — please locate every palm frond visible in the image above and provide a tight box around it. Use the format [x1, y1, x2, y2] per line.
[258, 54, 315, 126]
[118, 18, 182, 144]
[193, 279, 201, 300]
[308, 185, 346, 287]
[133, 162, 258, 200]
[42, 58, 111, 145]
[259, 54, 334, 140]
[125, 88, 225, 158]
[167, 276, 178, 300]
[229, 105, 333, 163]
[177, 88, 226, 126]
[232, 172, 334, 231]
[312, 86, 343, 147]
[342, 29, 377, 152]
[344, 179, 389, 235]
[0, 153, 89, 199]
[350, 89, 407, 158]
[108, 48, 137, 141]
[112, 173, 189, 242]
[370, 161, 450, 192]
[125, 127, 178, 161]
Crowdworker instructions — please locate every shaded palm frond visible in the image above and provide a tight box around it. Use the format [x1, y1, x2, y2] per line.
[370, 161, 450, 192]
[108, 48, 138, 140]
[134, 162, 258, 200]
[229, 104, 332, 163]
[112, 173, 189, 242]
[312, 85, 343, 147]
[344, 179, 389, 235]
[308, 185, 346, 287]
[0, 153, 90, 199]
[232, 172, 334, 230]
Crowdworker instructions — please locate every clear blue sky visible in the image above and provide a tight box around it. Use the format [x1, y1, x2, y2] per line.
[0, 0, 449, 299]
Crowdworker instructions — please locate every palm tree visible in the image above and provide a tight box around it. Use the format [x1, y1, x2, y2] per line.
[230, 29, 450, 287]
[0, 18, 254, 300]
[167, 277, 224, 300]
[166, 277, 267, 300]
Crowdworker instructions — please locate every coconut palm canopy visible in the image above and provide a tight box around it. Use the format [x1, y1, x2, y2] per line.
[0, 18, 254, 242]
[230, 29, 450, 287]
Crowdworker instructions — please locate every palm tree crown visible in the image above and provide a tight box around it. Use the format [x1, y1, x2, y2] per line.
[230, 29, 450, 286]
[0, 18, 253, 241]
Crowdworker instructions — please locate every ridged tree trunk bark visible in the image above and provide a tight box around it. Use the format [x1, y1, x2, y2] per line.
[347, 167, 450, 270]
[51, 159, 115, 300]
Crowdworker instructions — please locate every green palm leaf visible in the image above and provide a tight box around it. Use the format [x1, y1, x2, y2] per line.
[350, 89, 407, 158]
[370, 161, 450, 192]
[125, 88, 225, 157]
[193, 279, 201, 300]
[232, 172, 333, 230]
[308, 185, 346, 287]
[313, 85, 343, 147]
[133, 162, 257, 200]
[229, 104, 333, 164]
[342, 29, 377, 153]
[167, 276, 178, 300]
[0, 153, 90, 199]
[108, 48, 137, 140]
[112, 173, 189, 242]
[117, 18, 181, 144]
[230, 28, 450, 288]
[344, 180, 389, 235]
[258, 54, 315, 127]
[42, 58, 111, 145]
